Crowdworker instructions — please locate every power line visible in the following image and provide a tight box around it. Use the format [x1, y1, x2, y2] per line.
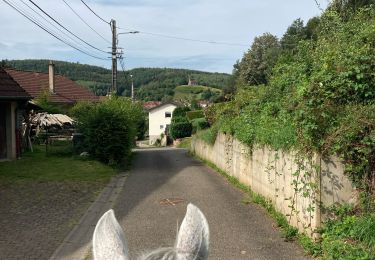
[18, 0, 101, 56]
[120, 30, 249, 47]
[2, 0, 109, 60]
[313, 0, 324, 11]
[28, 0, 108, 54]
[80, 0, 110, 25]
[61, 0, 111, 44]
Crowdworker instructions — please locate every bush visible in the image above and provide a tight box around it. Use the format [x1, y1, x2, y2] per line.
[170, 121, 192, 139]
[172, 106, 191, 118]
[195, 124, 219, 145]
[170, 107, 192, 139]
[169, 107, 193, 140]
[172, 115, 189, 124]
[71, 97, 143, 165]
[191, 118, 210, 133]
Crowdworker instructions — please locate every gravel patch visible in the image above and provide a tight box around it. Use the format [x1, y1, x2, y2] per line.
[0, 181, 105, 260]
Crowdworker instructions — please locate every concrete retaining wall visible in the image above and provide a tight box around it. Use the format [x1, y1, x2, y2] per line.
[191, 132, 357, 236]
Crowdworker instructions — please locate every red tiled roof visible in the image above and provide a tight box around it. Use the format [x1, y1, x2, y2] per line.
[0, 68, 31, 100]
[148, 102, 178, 112]
[143, 101, 162, 110]
[6, 69, 99, 104]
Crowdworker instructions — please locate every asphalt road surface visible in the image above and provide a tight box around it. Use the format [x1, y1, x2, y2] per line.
[113, 148, 310, 260]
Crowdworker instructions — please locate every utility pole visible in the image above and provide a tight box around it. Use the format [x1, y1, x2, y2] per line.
[130, 74, 134, 101]
[116, 30, 139, 98]
[111, 19, 117, 96]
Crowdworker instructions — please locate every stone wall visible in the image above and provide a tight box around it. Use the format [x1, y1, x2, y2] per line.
[191, 132, 357, 236]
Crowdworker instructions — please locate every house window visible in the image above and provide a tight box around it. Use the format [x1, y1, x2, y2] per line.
[165, 112, 171, 118]
[160, 125, 164, 129]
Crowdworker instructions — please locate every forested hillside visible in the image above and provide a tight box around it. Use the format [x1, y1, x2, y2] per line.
[2, 59, 230, 100]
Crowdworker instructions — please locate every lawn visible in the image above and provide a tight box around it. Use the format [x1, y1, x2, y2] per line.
[0, 141, 116, 183]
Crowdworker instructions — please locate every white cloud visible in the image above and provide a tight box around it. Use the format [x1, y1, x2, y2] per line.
[0, 0, 327, 73]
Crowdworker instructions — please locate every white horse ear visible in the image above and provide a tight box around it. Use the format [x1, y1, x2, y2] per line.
[93, 209, 130, 260]
[176, 204, 209, 259]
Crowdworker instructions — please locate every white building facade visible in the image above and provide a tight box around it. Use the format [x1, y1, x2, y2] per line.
[148, 103, 177, 145]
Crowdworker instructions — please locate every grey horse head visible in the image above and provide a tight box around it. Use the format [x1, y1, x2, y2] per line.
[93, 203, 209, 260]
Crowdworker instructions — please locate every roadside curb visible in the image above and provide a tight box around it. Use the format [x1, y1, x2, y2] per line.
[49, 173, 128, 260]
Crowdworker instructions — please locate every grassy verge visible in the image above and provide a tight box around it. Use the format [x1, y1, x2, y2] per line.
[190, 151, 375, 259]
[176, 137, 192, 149]
[194, 126, 219, 145]
[316, 209, 375, 259]
[0, 141, 116, 184]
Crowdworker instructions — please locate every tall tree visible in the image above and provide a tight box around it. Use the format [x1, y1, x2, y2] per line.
[329, 0, 375, 19]
[223, 60, 240, 97]
[238, 33, 280, 86]
[280, 18, 306, 51]
[304, 16, 321, 41]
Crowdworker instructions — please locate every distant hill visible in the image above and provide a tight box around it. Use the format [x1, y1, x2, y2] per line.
[174, 85, 222, 103]
[3, 59, 231, 101]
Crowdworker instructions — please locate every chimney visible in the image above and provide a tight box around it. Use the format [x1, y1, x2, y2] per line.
[48, 60, 55, 94]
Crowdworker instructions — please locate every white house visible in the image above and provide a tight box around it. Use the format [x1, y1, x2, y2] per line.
[148, 103, 177, 145]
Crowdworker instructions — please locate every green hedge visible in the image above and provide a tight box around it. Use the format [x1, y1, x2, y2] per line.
[172, 115, 189, 124]
[186, 110, 204, 121]
[71, 97, 143, 165]
[170, 121, 192, 139]
[172, 107, 190, 118]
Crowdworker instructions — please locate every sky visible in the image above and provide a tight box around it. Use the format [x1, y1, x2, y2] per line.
[0, 0, 328, 73]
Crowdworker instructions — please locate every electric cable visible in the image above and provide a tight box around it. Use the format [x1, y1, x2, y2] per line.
[80, 0, 110, 25]
[313, 0, 324, 11]
[28, 0, 108, 54]
[119, 30, 249, 47]
[2, 0, 109, 60]
[61, 0, 111, 44]
[18, 0, 103, 56]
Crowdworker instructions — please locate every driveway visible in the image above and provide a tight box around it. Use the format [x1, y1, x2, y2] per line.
[0, 181, 104, 260]
[113, 148, 310, 260]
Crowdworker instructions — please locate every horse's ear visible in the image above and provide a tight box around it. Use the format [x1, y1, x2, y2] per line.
[93, 209, 130, 260]
[176, 204, 209, 259]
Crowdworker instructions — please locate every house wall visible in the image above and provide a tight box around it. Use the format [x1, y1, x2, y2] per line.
[0, 103, 7, 159]
[7, 102, 17, 160]
[191, 132, 358, 237]
[149, 104, 177, 145]
[0, 101, 17, 160]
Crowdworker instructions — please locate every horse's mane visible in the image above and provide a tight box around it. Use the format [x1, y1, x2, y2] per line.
[140, 247, 177, 260]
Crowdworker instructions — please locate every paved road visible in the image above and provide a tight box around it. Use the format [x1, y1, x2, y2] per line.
[113, 148, 310, 260]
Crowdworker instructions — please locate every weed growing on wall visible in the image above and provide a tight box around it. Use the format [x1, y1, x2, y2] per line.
[193, 4, 375, 259]
[201, 6, 375, 194]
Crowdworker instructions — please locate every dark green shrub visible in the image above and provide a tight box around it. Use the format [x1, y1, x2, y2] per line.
[197, 118, 210, 129]
[172, 115, 189, 124]
[170, 121, 192, 139]
[71, 97, 143, 165]
[172, 107, 190, 118]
